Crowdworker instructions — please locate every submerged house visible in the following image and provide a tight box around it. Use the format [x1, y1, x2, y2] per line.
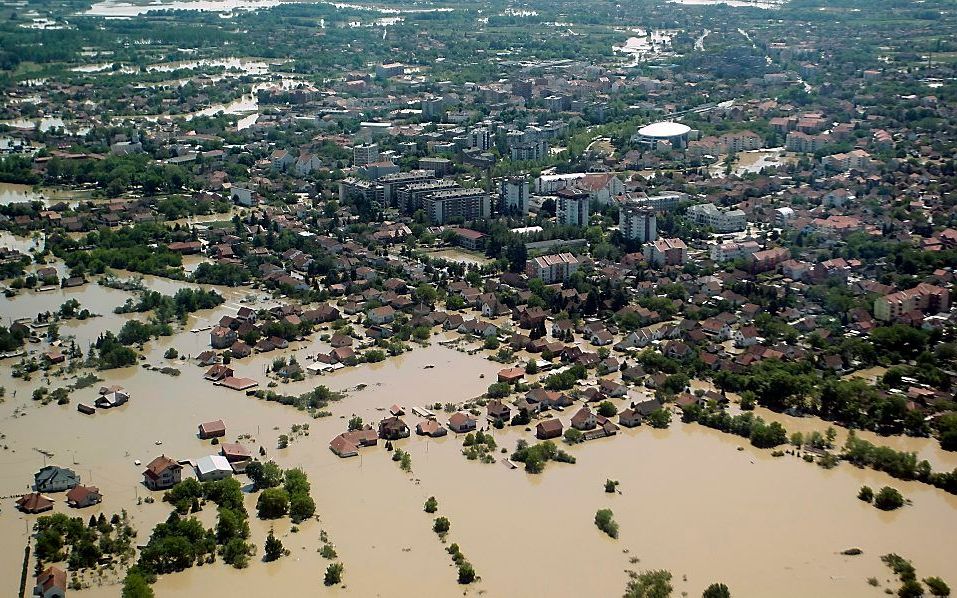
[34, 466, 79, 493]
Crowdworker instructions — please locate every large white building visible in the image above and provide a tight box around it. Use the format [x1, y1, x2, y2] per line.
[636, 121, 691, 150]
[525, 253, 580, 283]
[710, 240, 761, 262]
[501, 176, 530, 215]
[687, 203, 747, 233]
[619, 204, 657, 242]
[426, 188, 490, 224]
[556, 188, 590, 227]
[469, 128, 493, 151]
[630, 192, 688, 212]
[353, 143, 380, 167]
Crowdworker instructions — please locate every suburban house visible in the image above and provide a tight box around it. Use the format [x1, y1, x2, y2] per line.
[378, 416, 410, 440]
[34, 466, 80, 493]
[210, 326, 238, 349]
[198, 419, 227, 439]
[416, 419, 448, 437]
[195, 455, 233, 481]
[486, 400, 511, 423]
[367, 305, 396, 325]
[329, 435, 359, 457]
[536, 418, 564, 440]
[571, 406, 597, 431]
[448, 412, 477, 433]
[34, 566, 67, 598]
[330, 427, 379, 457]
[143, 455, 182, 490]
[66, 485, 103, 508]
[204, 365, 233, 382]
[220, 443, 252, 462]
[17, 492, 54, 514]
[618, 408, 641, 428]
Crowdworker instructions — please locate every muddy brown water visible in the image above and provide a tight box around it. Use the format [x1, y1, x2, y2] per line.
[1, 285, 956, 597]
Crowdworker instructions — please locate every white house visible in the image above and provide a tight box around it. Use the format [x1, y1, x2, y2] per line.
[195, 455, 233, 482]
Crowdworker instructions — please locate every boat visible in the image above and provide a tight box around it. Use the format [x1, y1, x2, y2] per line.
[424, 364, 435, 369]
[134, 459, 141, 466]
[501, 459, 517, 470]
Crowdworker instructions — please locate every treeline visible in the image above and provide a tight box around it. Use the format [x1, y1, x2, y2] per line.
[192, 262, 248, 286]
[680, 405, 789, 449]
[115, 288, 224, 323]
[44, 154, 194, 198]
[843, 433, 957, 494]
[0, 156, 41, 184]
[51, 224, 184, 278]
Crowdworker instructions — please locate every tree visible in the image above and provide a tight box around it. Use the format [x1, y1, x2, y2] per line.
[245, 461, 283, 490]
[605, 479, 619, 493]
[597, 401, 618, 417]
[289, 493, 316, 523]
[703, 583, 731, 598]
[256, 488, 290, 519]
[414, 283, 437, 306]
[221, 538, 251, 569]
[264, 530, 284, 561]
[458, 561, 476, 584]
[594, 508, 619, 539]
[424, 496, 438, 513]
[433, 516, 450, 534]
[625, 569, 673, 598]
[324, 562, 344, 585]
[899, 579, 925, 598]
[646, 408, 671, 429]
[564, 428, 584, 444]
[121, 572, 154, 598]
[874, 486, 905, 511]
[858, 486, 874, 503]
[924, 577, 951, 597]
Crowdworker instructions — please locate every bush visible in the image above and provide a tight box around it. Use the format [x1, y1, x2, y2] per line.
[625, 569, 672, 597]
[433, 517, 450, 534]
[594, 509, 619, 539]
[424, 496, 438, 513]
[605, 479, 619, 493]
[703, 583, 731, 598]
[858, 486, 874, 503]
[264, 530, 284, 561]
[324, 562, 344, 585]
[457, 561, 476, 584]
[924, 576, 951, 597]
[874, 486, 905, 511]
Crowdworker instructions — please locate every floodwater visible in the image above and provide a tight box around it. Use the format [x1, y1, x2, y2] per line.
[0, 117, 91, 136]
[1, 282, 956, 597]
[0, 183, 91, 207]
[709, 147, 792, 177]
[422, 248, 493, 266]
[612, 30, 677, 66]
